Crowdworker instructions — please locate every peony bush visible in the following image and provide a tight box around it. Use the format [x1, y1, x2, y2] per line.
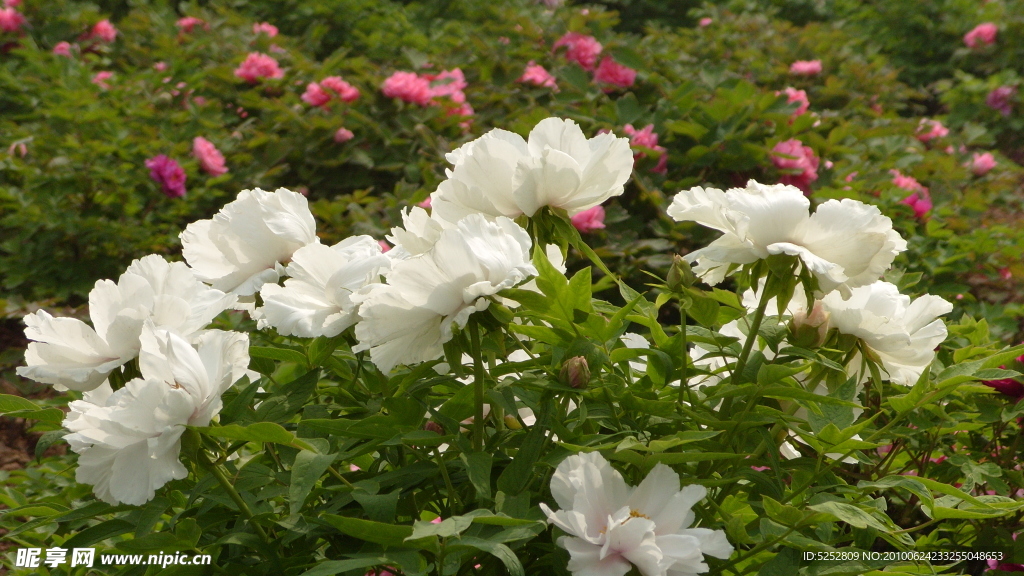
[4, 1, 1024, 575]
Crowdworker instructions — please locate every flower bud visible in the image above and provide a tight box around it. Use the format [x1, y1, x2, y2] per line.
[788, 300, 829, 348]
[504, 415, 523, 430]
[667, 255, 696, 291]
[560, 356, 590, 389]
[423, 421, 444, 435]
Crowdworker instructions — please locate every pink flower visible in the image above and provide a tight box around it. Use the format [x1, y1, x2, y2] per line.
[381, 71, 434, 106]
[91, 71, 113, 89]
[778, 87, 809, 116]
[378, 240, 391, 253]
[176, 17, 208, 33]
[0, 7, 24, 32]
[418, 197, 432, 209]
[593, 56, 636, 90]
[890, 169, 926, 193]
[192, 137, 228, 177]
[623, 123, 668, 173]
[52, 41, 73, 57]
[334, 127, 354, 143]
[430, 517, 443, 524]
[900, 191, 932, 219]
[699, 17, 713, 27]
[570, 205, 606, 233]
[771, 139, 819, 194]
[7, 142, 26, 157]
[90, 19, 117, 43]
[964, 23, 997, 48]
[498, 36, 510, 45]
[4, 0, 21, 7]
[320, 76, 360, 102]
[145, 155, 187, 198]
[789, 60, 822, 76]
[968, 152, 997, 175]
[916, 118, 948, 142]
[986, 86, 1016, 117]
[425, 68, 468, 103]
[253, 22, 278, 37]
[1000, 267, 1012, 280]
[553, 32, 602, 70]
[301, 82, 332, 107]
[519, 61, 557, 89]
[153, 61, 167, 71]
[234, 52, 284, 83]
[844, 171, 858, 182]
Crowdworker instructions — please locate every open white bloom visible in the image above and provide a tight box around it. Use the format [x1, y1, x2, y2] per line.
[667, 181, 906, 297]
[17, 255, 235, 392]
[541, 452, 733, 576]
[63, 324, 252, 505]
[353, 214, 536, 373]
[256, 236, 391, 338]
[181, 187, 318, 296]
[820, 281, 952, 385]
[431, 117, 633, 222]
[386, 206, 452, 260]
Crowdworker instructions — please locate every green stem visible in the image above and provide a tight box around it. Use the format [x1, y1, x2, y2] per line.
[730, 282, 773, 386]
[678, 308, 689, 405]
[200, 452, 272, 546]
[470, 321, 486, 452]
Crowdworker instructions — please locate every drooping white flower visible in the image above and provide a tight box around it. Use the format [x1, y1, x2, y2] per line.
[431, 117, 633, 222]
[820, 281, 952, 385]
[353, 214, 537, 373]
[180, 187, 318, 296]
[17, 255, 235, 392]
[63, 324, 252, 505]
[667, 180, 906, 297]
[541, 452, 733, 576]
[255, 236, 391, 338]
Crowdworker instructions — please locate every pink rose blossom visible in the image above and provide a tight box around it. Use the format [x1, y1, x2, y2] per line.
[623, 123, 668, 174]
[571, 205, 606, 233]
[334, 127, 354, 143]
[519, 61, 557, 89]
[986, 85, 1016, 116]
[145, 155, 187, 198]
[176, 17, 208, 33]
[52, 41, 73, 57]
[153, 61, 167, 71]
[91, 71, 113, 89]
[253, 22, 278, 37]
[425, 68, 468, 103]
[0, 7, 25, 32]
[320, 76, 360, 102]
[553, 32, 602, 70]
[916, 118, 948, 142]
[378, 240, 391, 253]
[234, 52, 284, 83]
[593, 56, 636, 90]
[789, 60, 822, 76]
[890, 169, 926, 193]
[778, 87, 809, 116]
[192, 137, 228, 177]
[699, 17, 713, 27]
[381, 71, 434, 106]
[90, 19, 117, 43]
[968, 152, 997, 175]
[301, 82, 332, 107]
[963, 23, 997, 48]
[771, 139, 819, 194]
[900, 191, 932, 219]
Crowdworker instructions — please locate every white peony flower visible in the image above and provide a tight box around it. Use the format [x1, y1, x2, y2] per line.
[255, 236, 391, 338]
[820, 281, 952, 386]
[667, 180, 906, 297]
[385, 206, 451, 260]
[431, 117, 633, 222]
[541, 452, 733, 576]
[17, 255, 235, 392]
[353, 214, 537, 373]
[180, 187, 318, 296]
[64, 324, 252, 505]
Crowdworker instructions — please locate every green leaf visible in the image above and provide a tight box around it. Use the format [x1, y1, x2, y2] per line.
[290, 450, 337, 515]
[615, 92, 643, 125]
[320, 514, 413, 548]
[249, 346, 309, 367]
[62, 519, 135, 549]
[307, 334, 347, 367]
[0, 393, 39, 413]
[450, 537, 525, 576]
[407, 515, 474, 540]
[808, 501, 890, 532]
[460, 452, 493, 502]
[497, 411, 549, 495]
[299, 558, 390, 576]
[194, 422, 303, 447]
